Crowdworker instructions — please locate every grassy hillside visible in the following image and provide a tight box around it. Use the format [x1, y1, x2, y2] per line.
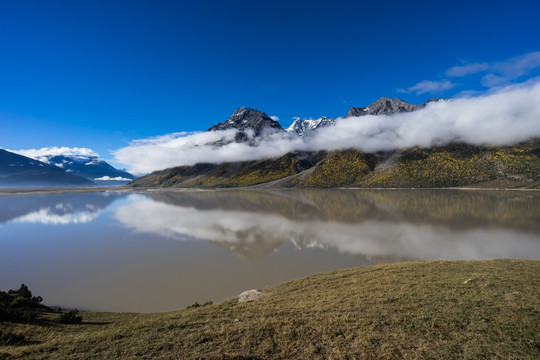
[129, 140, 540, 189]
[129, 151, 326, 188]
[361, 142, 540, 188]
[300, 149, 376, 187]
[1, 260, 539, 359]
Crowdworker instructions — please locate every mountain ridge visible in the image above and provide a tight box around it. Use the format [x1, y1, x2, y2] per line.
[287, 97, 446, 136]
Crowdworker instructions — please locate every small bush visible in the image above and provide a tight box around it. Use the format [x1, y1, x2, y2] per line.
[8, 284, 32, 300]
[187, 301, 200, 309]
[56, 309, 82, 324]
[10, 296, 32, 308]
[187, 301, 213, 309]
[0, 330, 26, 346]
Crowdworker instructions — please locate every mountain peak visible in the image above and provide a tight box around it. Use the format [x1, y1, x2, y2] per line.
[208, 107, 283, 135]
[346, 97, 419, 117]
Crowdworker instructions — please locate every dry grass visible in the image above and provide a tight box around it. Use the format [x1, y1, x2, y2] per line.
[1, 259, 539, 359]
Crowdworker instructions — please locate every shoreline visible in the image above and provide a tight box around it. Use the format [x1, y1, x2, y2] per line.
[1, 184, 539, 196]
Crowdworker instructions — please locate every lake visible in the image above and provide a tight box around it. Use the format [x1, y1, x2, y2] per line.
[1, 189, 539, 312]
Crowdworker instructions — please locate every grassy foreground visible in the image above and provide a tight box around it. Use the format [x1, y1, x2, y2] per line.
[1, 260, 539, 359]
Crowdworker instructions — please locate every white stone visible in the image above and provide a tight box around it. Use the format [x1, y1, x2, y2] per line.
[238, 289, 263, 303]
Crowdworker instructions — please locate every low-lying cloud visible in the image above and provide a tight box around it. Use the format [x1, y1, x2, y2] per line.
[114, 79, 540, 174]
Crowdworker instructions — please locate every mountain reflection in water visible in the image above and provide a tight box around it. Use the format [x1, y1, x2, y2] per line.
[116, 189, 540, 261]
[0, 192, 123, 225]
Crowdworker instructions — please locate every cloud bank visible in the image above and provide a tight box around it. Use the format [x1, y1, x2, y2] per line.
[114, 79, 540, 174]
[11, 147, 99, 163]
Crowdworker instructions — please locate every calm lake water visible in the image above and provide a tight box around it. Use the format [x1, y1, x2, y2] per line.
[1, 189, 539, 312]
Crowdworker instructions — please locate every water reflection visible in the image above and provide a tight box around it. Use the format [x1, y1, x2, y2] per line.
[116, 189, 540, 261]
[0, 192, 124, 225]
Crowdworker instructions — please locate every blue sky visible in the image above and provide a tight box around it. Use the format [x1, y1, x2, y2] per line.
[1, 0, 540, 168]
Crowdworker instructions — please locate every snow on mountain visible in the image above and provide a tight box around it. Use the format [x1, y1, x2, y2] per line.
[287, 116, 335, 136]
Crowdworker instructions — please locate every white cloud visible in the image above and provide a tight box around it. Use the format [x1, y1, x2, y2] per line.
[492, 51, 540, 78]
[94, 176, 132, 181]
[114, 128, 304, 174]
[114, 79, 540, 174]
[398, 80, 454, 95]
[270, 115, 279, 121]
[13, 208, 99, 225]
[446, 62, 489, 77]
[445, 52, 540, 88]
[11, 147, 99, 161]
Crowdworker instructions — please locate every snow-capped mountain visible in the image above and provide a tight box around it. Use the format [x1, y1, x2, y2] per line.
[0, 149, 92, 187]
[287, 116, 335, 136]
[38, 155, 134, 182]
[12, 147, 134, 183]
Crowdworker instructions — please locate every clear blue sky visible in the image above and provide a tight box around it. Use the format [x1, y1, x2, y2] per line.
[1, 0, 540, 165]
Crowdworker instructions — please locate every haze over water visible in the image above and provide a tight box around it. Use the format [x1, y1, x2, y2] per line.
[1, 189, 539, 312]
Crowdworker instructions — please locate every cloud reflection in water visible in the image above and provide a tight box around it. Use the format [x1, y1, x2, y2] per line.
[115, 190, 540, 261]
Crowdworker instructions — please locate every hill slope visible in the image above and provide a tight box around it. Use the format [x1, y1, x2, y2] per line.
[129, 140, 540, 189]
[1, 260, 538, 359]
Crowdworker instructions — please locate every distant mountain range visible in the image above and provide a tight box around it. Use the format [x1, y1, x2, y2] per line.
[0, 149, 134, 187]
[0, 149, 92, 187]
[206, 97, 446, 139]
[130, 97, 540, 189]
[288, 97, 445, 136]
[37, 154, 134, 182]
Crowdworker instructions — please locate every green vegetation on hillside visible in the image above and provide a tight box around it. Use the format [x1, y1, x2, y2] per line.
[1, 260, 539, 359]
[302, 150, 376, 187]
[129, 151, 326, 188]
[361, 142, 540, 188]
[197, 152, 316, 187]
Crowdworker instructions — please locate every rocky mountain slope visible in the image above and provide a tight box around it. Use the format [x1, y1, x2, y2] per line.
[0, 149, 92, 187]
[346, 97, 421, 117]
[286, 97, 444, 136]
[208, 106, 283, 134]
[208, 106, 284, 143]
